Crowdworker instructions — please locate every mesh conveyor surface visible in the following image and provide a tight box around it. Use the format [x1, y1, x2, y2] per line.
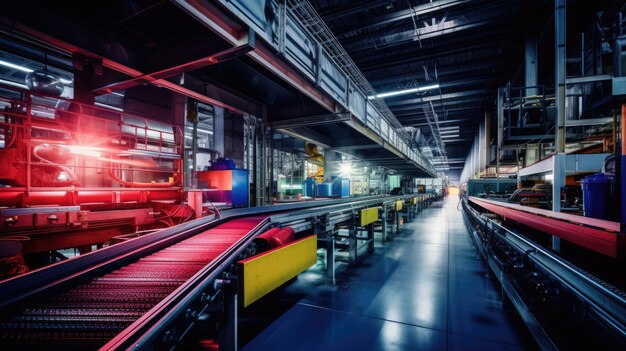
[0, 216, 267, 350]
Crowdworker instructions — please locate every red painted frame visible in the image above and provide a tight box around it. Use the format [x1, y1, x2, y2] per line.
[469, 197, 626, 258]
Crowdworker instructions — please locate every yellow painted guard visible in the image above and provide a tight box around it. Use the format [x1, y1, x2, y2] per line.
[412, 197, 417, 205]
[395, 200, 403, 211]
[238, 235, 317, 307]
[360, 207, 379, 227]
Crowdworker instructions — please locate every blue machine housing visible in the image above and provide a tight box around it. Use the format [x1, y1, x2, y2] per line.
[332, 178, 350, 198]
[302, 178, 317, 197]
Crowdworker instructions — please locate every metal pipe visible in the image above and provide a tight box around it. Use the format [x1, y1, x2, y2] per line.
[621, 103, 626, 228]
[555, 0, 566, 153]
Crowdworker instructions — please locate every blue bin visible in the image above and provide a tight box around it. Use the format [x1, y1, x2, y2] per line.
[317, 183, 332, 197]
[332, 178, 350, 197]
[581, 173, 613, 220]
[302, 178, 316, 197]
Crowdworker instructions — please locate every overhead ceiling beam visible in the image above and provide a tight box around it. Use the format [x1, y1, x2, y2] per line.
[343, 16, 509, 54]
[368, 60, 502, 87]
[358, 41, 499, 72]
[321, 0, 388, 21]
[92, 35, 255, 95]
[336, 0, 479, 39]
[410, 118, 465, 127]
[396, 105, 483, 119]
[374, 77, 490, 97]
[386, 89, 489, 107]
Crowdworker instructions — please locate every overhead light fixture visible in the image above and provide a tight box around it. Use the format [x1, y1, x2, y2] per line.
[0, 78, 28, 89]
[185, 126, 214, 134]
[439, 129, 459, 134]
[0, 59, 34, 73]
[367, 83, 440, 99]
[440, 134, 459, 138]
[0, 59, 73, 84]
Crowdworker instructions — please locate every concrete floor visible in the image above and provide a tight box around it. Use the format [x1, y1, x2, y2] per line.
[240, 196, 538, 350]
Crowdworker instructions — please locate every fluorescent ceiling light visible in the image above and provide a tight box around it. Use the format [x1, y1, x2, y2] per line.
[0, 59, 34, 73]
[367, 83, 440, 99]
[94, 102, 123, 112]
[440, 134, 459, 138]
[0, 78, 28, 89]
[0, 60, 72, 84]
[185, 126, 214, 134]
[439, 130, 459, 134]
[439, 126, 459, 130]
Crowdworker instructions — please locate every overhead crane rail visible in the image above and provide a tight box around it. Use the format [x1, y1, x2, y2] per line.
[0, 194, 433, 350]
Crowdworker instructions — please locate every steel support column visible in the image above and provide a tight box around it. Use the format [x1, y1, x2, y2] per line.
[381, 205, 388, 242]
[621, 104, 626, 230]
[525, 36, 538, 96]
[497, 88, 504, 192]
[553, 0, 567, 251]
[555, 0, 567, 153]
[326, 231, 335, 285]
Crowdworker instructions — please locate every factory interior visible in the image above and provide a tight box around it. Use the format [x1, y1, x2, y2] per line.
[0, 0, 626, 350]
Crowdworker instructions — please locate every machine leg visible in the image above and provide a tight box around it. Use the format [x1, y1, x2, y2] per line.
[395, 211, 400, 234]
[219, 290, 237, 351]
[367, 224, 374, 253]
[391, 211, 398, 235]
[382, 206, 388, 242]
[348, 228, 357, 267]
[552, 237, 561, 252]
[326, 231, 335, 285]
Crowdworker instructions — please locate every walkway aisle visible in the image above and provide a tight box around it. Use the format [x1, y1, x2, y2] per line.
[240, 196, 537, 350]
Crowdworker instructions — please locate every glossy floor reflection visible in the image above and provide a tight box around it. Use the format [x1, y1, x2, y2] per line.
[240, 196, 538, 350]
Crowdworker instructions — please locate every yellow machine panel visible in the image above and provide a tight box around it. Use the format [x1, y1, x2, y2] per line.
[238, 235, 317, 307]
[360, 207, 379, 227]
[395, 200, 403, 211]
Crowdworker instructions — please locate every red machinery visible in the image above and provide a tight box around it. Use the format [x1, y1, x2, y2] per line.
[0, 84, 196, 276]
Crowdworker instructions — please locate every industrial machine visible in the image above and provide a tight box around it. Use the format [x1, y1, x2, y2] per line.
[197, 158, 249, 208]
[0, 85, 196, 277]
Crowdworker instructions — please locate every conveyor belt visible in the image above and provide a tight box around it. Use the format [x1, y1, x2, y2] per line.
[0, 215, 268, 350]
[469, 196, 625, 258]
[462, 197, 626, 350]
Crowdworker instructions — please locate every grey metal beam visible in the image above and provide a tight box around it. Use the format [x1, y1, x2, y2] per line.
[321, 0, 388, 21]
[331, 144, 383, 152]
[396, 105, 483, 120]
[368, 60, 502, 88]
[336, 0, 477, 39]
[358, 41, 499, 72]
[386, 89, 489, 107]
[391, 98, 484, 113]
[269, 112, 350, 128]
[410, 119, 466, 127]
[374, 77, 490, 97]
[565, 117, 612, 126]
[555, 0, 566, 154]
[343, 13, 509, 54]
[92, 37, 255, 95]
[565, 75, 612, 85]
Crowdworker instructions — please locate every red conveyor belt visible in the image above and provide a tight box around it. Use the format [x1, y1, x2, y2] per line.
[469, 197, 625, 258]
[0, 215, 268, 350]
